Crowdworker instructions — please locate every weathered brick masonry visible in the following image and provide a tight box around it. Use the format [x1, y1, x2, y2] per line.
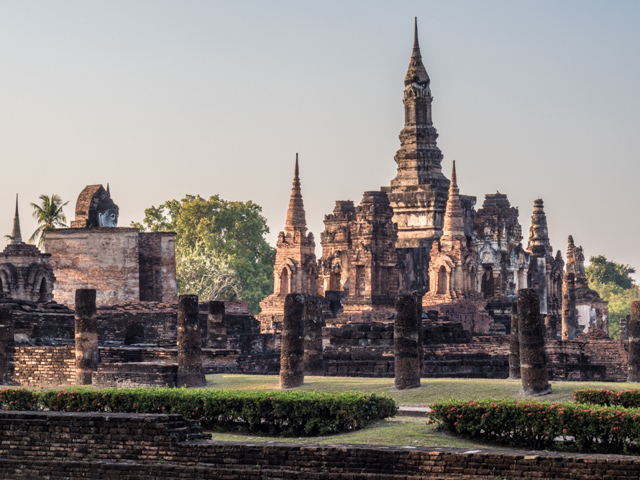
[10, 346, 75, 386]
[1, 410, 640, 479]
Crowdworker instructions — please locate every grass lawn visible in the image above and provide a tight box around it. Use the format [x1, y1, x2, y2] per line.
[205, 373, 637, 406]
[203, 374, 639, 448]
[210, 416, 488, 449]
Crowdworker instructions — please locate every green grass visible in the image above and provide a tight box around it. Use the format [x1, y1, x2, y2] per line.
[210, 416, 486, 449]
[202, 374, 640, 449]
[205, 374, 639, 406]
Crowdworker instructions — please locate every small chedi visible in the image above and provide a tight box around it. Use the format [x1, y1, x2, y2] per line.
[563, 235, 607, 335]
[0, 196, 55, 303]
[258, 156, 319, 331]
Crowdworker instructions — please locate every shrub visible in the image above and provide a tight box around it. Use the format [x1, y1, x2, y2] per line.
[429, 398, 640, 454]
[0, 387, 397, 436]
[574, 388, 640, 409]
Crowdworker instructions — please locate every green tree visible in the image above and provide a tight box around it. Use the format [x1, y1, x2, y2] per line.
[586, 255, 635, 290]
[133, 195, 275, 313]
[176, 242, 241, 301]
[29, 194, 69, 250]
[586, 255, 639, 339]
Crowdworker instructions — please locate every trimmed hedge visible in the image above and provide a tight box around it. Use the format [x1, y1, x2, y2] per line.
[574, 388, 640, 408]
[0, 387, 397, 436]
[430, 398, 640, 454]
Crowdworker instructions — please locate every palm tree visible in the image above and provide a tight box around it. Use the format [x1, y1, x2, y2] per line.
[29, 194, 69, 250]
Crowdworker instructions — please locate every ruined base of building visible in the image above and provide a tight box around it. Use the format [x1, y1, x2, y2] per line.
[0, 298, 629, 387]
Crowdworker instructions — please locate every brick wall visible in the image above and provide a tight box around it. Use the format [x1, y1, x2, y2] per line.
[138, 232, 178, 303]
[1, 410, 640, 479]
[11, 346, 75, 386]
[92, 362, 178, 388]
[46, 228, 142, 307]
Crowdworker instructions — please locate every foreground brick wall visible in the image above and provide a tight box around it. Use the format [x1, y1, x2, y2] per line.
[1, 410, 640, 479]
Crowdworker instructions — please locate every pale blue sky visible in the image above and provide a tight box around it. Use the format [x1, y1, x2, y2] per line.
[1, 1, 639, 273]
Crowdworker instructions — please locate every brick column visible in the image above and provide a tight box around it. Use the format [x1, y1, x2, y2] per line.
[206, 301, 227, 349]
[74, 289, 99, 385]
[562, 272, 578, 340]
[627, 302, 640, 382]
[545, 314, 558, 340]
[303, 297, 323, 376]
[394, 293, 421, 390]
[280, 294, 305, 389]
[620, 315, 630, 342]
[0, 307, 14, 385]
[177, 295, 206, 387]
[509, 301, 520, 379]
[518, 288, 551, 396]
[414, 291, 424, 377]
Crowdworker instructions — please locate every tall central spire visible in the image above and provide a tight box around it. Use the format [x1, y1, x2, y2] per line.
[404, 17, 430, 87]
[11, 194, 23, 244]
[389, 17, 447, 190]
[285, 153, 307, 235]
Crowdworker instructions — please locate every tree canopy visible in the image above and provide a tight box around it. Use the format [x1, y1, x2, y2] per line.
[586, 255, 636, 290]
[586, 255, 639, 338]
[132, 195, 275, 313]
[30, 194, 69, 250]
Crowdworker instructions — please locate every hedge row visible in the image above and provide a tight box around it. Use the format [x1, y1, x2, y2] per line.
[430, 398, 640, 454]
[574, 388, 640, 408]
[0, 387, 397, 436]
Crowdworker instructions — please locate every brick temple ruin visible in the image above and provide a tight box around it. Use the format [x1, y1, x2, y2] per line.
[0, 21, 627, 389]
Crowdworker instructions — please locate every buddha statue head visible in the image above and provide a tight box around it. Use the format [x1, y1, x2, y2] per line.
[71, 184, 120, 229]
[96, 192, 119, 227]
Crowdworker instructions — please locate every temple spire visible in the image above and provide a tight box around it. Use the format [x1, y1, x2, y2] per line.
[11, 194, 23, 244]
[285, 153, 306, 235]
[441, 161, 466, 244]
[527, 199, 553, 256]
[404, 17, 430, 86]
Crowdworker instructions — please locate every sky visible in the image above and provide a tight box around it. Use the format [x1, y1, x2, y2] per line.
[1, 1, 639, 276]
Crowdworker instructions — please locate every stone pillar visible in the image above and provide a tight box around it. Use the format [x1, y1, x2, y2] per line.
[303, 297, 323, 375]
[627, 302, 640, 382]
[206, 301, 227, 349]
[177, 295, 206, 387]
[394, 293, 421, 390]
[414, 291, 424, 376]
[74, 289, 99, 385]
[562, 272, 578, 340]
[0, 307, 14, 385]
[620, 315, 630, 342]
[544, 314, 558, 340]
[509, 301, 520, 379]
[280, 294, 305, 389]
[518, 288, 551, 396]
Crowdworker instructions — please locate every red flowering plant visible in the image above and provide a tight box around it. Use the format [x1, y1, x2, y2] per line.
[429, 398, 640, 454]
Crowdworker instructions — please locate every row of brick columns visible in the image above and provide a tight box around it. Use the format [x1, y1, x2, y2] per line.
[511, 297, 640, 386]
[279, 292, 425, 390]
[73, 290, 208, 387]
[508, 289, 552, 396]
